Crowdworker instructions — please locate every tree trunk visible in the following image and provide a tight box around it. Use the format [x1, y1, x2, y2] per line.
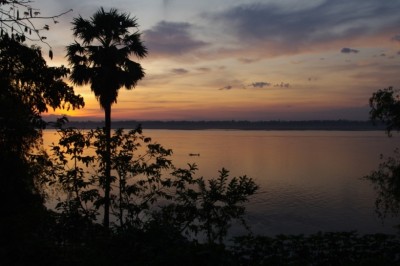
[103, 103, 111, 229]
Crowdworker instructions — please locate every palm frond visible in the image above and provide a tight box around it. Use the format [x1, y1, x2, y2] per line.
[120, 60, 145, 89]
[123, 33, 148, 58]
[67, 7, 147, 109]
[70, 65, 93, 86]
[72, 16, 95, 45]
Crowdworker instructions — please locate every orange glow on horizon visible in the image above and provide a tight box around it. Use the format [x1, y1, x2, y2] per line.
[41, 27, 399, 122]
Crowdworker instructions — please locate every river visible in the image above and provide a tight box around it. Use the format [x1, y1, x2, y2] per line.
[43, 129, 399, 236]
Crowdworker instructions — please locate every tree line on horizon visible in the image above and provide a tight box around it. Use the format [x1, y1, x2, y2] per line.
[55, 119, 386, 130]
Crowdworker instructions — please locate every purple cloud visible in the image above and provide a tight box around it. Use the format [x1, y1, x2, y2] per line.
[219, 85, 233, 90]
[171, 68, 189, 74]
[143, 21, 208, 57]
[392, 35, 400, 42]
[211, 1, 400, 54]
[197, 67, 211, 72]
[341, 47, 359, 54]
[250, 82, 271, 88]
[274, 82, 290, 88]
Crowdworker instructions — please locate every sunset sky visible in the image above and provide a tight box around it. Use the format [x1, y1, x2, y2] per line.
[35, 0, 400, 121]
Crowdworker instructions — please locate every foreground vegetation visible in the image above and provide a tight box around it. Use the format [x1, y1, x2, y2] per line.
[3, 227, 400, 265]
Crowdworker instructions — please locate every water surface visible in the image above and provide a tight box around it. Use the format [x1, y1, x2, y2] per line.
[43, 130, 399, 236]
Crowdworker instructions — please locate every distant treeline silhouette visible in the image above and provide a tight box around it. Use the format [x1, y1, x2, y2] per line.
[59, 120, 385, 131]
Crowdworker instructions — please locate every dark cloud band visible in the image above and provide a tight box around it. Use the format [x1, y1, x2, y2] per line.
[341, 47, 359, 54]
[143, 21, 208, 57]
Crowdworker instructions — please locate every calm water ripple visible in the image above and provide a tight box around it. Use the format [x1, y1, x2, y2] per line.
[43, 129, 399, 236]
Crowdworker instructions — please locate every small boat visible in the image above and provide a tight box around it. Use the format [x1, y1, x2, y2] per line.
[189, 153, 200, 156]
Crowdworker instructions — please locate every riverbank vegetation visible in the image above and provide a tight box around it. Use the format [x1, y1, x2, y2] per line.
[49, 119, 386, 131]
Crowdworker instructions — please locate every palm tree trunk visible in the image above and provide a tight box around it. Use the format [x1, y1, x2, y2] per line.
[104, 103, 111, 229]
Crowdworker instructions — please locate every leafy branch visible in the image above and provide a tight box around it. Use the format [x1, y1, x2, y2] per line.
[0, 0, 72, 58]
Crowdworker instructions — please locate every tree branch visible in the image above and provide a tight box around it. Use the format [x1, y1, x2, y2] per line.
[1, 1, 72, 56]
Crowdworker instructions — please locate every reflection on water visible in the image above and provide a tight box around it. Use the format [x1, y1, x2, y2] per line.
[43, 129, 399, 236]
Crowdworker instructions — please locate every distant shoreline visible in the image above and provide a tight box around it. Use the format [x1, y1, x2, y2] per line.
[54, 120, 386, 131]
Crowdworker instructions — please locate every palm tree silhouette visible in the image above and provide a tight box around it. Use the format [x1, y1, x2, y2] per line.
[66, 7, 147, 228]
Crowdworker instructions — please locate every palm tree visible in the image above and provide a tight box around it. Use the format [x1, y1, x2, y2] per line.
[66, 7, 147, 228]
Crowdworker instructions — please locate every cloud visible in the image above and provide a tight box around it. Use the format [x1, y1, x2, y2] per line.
[219, 85, 233, 90]
[238, 58, 259, 64]
[392, 35, 400, 42]
[274, 82, 290, 88]
[341, 47, 359, 54]
[171, 68, 189, 74]
[163, 0, 173, 8]
[220, 81, 289, 90]
[250, 82, 271, 88]
[210, 1, 400, 55]
[196, 67, 211, 72]
[143, 21, 208, 57]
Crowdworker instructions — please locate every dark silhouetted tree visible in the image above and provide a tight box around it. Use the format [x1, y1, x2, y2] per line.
[365, 87, 400, 223]
[369, 87, 400, 136]
[66, 7, 147, 228]
[46, 127, 173, 233]
[46, 126, 258, 245]
[364, 150, 400, 220]
[153, 165, 258, 244]
[0, 35, 84, 264]
[0, 35, 84, 152]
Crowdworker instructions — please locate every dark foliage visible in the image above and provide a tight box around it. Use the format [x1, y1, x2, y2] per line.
[154, 164, 258, 244]
[233, 232, 400, 265]
[44, 126, 258, 246]
[0, 35, 83, 264]
[364, 150, 400, 220]
[369, 87, 400, 136]
[0, 35, 84, 152]
[66, 7, 147, 228]
[365, 87, 400, 223]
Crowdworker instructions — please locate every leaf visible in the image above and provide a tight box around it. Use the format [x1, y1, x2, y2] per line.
[49, 50, 53, 60]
